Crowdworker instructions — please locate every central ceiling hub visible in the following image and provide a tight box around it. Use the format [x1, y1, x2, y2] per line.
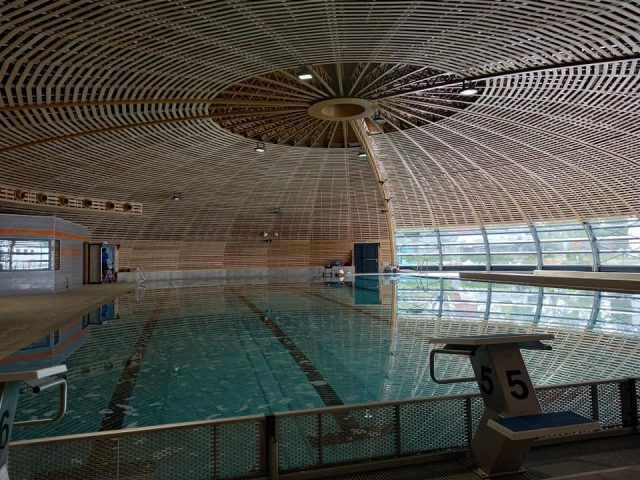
[307, 98, 375, 121]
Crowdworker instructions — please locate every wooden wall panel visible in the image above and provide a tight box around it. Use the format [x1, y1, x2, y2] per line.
[116, 238, 392, 272]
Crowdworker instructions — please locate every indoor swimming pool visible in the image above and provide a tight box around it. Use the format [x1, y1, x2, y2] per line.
[6, 275, 640, 440]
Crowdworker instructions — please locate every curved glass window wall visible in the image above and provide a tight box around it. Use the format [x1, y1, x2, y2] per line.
[396, 217, 640, 272]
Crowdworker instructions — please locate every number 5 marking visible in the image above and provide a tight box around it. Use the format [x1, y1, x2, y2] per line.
[506, 369, 530, 400]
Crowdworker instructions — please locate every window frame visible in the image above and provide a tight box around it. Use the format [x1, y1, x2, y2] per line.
[0, 238, 52, 272]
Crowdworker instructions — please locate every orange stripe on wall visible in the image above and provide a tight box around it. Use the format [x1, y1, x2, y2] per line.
[0, 228, 89, 242]
[61, 247, 83, 257]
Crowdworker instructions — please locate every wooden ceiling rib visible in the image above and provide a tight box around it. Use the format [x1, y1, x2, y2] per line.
[0, 0, 639, 243]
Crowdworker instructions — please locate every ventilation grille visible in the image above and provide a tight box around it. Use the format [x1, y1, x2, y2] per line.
[0, 185, 142, 215]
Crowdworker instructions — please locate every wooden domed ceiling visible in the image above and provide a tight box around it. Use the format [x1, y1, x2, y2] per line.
[0, 0, 639, 243]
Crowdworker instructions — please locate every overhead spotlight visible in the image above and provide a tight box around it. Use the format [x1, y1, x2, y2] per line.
[298, 73, 313, 80]
[357, 151, 367, 158]
[459, 81, 479, 96]
[255, 142, 265, 153]
[172, 192, 182, 201]
[372, 112, 385, 125]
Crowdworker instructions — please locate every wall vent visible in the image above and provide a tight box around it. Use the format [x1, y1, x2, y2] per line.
[0, 185, 143, 215]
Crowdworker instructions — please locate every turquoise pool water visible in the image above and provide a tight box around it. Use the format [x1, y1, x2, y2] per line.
[8, 275, 640, 439]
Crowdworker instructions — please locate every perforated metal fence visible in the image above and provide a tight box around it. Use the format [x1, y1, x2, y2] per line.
[9, 379, 639, 480]
[9, 416, 264, 480]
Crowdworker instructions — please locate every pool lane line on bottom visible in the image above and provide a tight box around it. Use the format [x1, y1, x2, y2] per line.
[235, 293, 396, 446]
[99, 306, 164, 431]
[235, 293, 344, 407]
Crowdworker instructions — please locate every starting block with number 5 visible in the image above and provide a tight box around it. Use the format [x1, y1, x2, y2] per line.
[429, 334, 599, 478]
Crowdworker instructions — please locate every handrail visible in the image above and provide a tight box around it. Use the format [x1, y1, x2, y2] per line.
[10, 377, 634, 445]
[429, 348, 476, 384]
[14, 378, 67, 427]
[136, 264, 145, 284]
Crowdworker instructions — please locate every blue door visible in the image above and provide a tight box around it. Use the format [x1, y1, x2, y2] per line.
[354, 243, 379, 274]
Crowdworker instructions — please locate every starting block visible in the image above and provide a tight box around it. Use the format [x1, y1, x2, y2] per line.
[0, 365, 68, 480]
[429, 334, 600, 477]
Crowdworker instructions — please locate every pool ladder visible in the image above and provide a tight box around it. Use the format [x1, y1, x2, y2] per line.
[135, 265, 146, 303]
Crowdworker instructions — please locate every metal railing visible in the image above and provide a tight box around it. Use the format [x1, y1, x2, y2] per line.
[9, 378, 639, 480]
[134, 265, 146, 303]
[135, 265, 146, 286]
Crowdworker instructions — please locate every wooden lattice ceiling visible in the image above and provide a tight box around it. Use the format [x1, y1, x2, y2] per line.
[0, 0, 639, 242]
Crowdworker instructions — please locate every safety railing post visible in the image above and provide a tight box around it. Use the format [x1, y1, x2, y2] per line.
[265, 414, 278, 480]
[590, 384, 599, 421]
[620, 379, 638, 429]
[317, 413, 323, 465]
[394, 405, 401, 456]
[464, 397, 473, 446]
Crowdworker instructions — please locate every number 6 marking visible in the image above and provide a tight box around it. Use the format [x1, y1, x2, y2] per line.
[480, 365, 494, 395]
[0, 410, 10, 449]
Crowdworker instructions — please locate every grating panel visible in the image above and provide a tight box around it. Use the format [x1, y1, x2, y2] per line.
[9, 437, 117, 480]
[278, 414, 320, 471]
[597, 383, 624, 428]
[118, 427, 211, 480]
[470, 397, 485, 437]
[217, 422, 262, 479]
[320, 406, 396, 465]
[538, 385, 593, 419]
[399, 399, 467, 454]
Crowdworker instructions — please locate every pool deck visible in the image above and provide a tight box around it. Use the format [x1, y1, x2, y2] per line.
[0, 283, 134, 360]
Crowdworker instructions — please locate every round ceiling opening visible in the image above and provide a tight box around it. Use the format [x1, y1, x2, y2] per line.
[323, 103, 364, 118]
[308, 98, 375, 121]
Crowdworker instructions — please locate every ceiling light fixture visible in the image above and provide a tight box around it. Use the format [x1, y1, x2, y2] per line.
[172, 192, 182, 201]
[372, 112, 385, 125]
[298, 73, 313, 80]
[255, 142, 265, 153]
[357, 151, 367, 158]
[459, 80, 479, 96]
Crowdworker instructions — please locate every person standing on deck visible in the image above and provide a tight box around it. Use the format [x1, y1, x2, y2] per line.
[101, 247, 110, 282]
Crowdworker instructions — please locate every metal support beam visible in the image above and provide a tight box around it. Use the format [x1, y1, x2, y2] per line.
[484, 282, 493, 321]
[436, 230, 443, 272]
[530, 225, 543, 270]
[588, 291, 601, 329]
[437, 278, 444, 318]
[481, 227, 491, 271]
[583, 222, 601, 272]
[533, 287, 544, 325]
